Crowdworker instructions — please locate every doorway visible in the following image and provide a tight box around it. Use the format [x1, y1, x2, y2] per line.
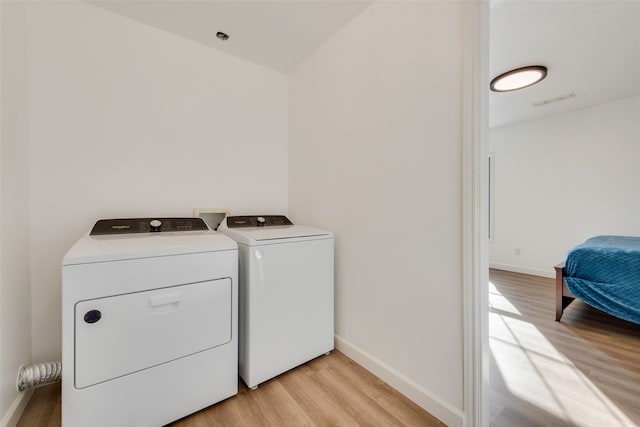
[484, 2, 640, 426]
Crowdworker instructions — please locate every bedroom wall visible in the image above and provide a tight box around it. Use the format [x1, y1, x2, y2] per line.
[288, 2, 464, 425]
[489, 95, 640, 277]
[26, 1, 288, 362]
[0, 2, 34, 426]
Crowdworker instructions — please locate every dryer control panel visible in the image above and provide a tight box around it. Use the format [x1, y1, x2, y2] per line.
[226, 215, 293, 228]
[90, 218, 209, 235]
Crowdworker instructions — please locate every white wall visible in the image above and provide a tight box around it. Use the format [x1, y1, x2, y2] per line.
[490, 95, 640, 277]
[26, 1, 288, 362]
[1, 2, 33, 425]
[289, 2, 464, 426]
[2, 2, 472, 425]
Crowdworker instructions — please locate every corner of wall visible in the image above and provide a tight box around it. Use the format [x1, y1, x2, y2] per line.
[0, 389, 33, 427]
[335, 335, 464, 427]
[1, 1, 33, 423]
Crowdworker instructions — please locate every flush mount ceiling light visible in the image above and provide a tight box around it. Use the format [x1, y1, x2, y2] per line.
[490, 65, 547, 92]
[216, 31, 229, 41]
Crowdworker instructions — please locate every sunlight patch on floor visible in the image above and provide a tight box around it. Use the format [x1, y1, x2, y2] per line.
[489, 281, 637, 427]
[488, 280, 521, 316]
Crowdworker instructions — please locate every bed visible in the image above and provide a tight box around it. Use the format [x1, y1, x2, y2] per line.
[555, 235, 640, 324]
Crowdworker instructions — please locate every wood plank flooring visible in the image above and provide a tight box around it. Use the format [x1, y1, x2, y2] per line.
[17, 351, 444, 426]
[21, 270, 637, 427]
[490, 269, 640, 427]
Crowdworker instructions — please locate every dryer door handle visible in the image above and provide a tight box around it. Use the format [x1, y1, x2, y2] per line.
[149, 292, 182, 308]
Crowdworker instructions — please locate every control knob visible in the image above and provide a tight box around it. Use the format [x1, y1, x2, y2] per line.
[257, 216, 266, 227]
[150, 219, 162, 232]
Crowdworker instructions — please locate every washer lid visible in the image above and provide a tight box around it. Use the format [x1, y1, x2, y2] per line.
[243, 225, 330, 241]
[219, 223, 332, 245]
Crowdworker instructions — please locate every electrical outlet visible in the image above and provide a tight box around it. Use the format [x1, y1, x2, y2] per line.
[515, 248, 521, 255]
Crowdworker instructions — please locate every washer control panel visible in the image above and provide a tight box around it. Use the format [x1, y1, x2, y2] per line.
[90, 218, 209, 235]
[226, 215, 293, 228]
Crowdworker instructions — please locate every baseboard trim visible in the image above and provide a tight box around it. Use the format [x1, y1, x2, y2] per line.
[334, 334, 464, 427]
[489, 262, 555, 279]
[0, 389, 33, 427]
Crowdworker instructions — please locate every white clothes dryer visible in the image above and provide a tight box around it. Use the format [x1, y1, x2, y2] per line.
[62, 218, 238, 427]
[218, 215, 334, 389]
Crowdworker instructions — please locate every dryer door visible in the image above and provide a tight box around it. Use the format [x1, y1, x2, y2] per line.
[74, 278, 231, 388]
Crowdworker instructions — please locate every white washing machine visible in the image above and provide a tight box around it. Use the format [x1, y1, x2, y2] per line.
[62, 218, 238, 427]
[218, 215, 333, 389]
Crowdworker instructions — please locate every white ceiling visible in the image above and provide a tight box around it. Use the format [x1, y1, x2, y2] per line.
[490, 1, 640, 128]
[88, 1, 372, 74]
[89, 1, 640, 129]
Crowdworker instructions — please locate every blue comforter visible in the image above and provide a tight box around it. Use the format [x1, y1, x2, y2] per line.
[564, 235, 640, 324]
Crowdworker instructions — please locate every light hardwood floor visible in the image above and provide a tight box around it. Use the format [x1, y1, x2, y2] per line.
[20, 271, 638, 427]
[17, 351, 444, 426]
[490, 269, 640, 427]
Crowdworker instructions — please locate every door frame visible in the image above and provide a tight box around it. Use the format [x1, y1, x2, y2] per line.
[462, 1, 490, 426]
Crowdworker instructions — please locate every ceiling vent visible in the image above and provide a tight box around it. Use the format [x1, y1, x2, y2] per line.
[532, 92, 576, 107]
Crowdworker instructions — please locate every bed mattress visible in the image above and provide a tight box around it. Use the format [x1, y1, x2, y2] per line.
[564, 235, 640, 324]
